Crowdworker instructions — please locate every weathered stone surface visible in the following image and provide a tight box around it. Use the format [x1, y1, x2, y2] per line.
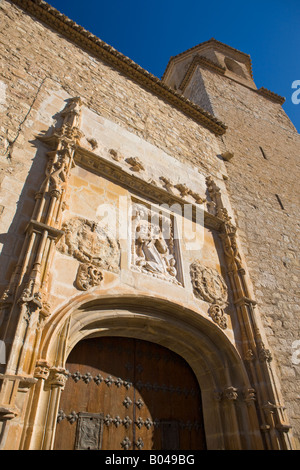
[0, 0, 299, 451]
[164, 42, 300, 447]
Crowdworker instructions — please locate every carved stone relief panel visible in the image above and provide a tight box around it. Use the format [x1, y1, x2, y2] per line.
[56, 217, 120, 290]
[131, 201, 183, 286]
[190, 261, 228, 329]
[190, 263, 228, 305]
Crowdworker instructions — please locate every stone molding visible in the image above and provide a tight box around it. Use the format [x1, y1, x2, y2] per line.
[205, 175, 292, 446]
[0, 96, 84, 385]
[74, 146, 221, 232]
[257, 87, 285, 105]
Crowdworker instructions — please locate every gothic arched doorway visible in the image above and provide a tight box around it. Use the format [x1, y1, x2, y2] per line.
[53, 336, 206, 450]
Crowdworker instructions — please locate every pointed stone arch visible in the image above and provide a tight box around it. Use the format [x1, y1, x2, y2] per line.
[22, 293, 263, 450]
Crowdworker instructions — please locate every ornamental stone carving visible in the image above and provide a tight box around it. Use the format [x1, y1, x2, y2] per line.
[258, 345, 273, 363]
[223, 386, 238, 401]
[47, 367, 69, 389]
[190, 262, 228, 305]
[75, 263, 103, 291]
[190, 261, 228, 328]
[57, 217, 120, 289]
[208, 304, 228, 330]
[61, 96, 82, 129]
[126, 156, 145, 172]
[131, 203, 182, 285]
[244, 388, 256, 404]
[37, 149, 69, 198]
[34, 360, 50, 380]
[58, 217, 120, 272]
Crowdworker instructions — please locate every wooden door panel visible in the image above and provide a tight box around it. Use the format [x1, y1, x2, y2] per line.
[133, 339, 206, 450]
[54, 337, 206, 450]
[54, 337, 135, 450]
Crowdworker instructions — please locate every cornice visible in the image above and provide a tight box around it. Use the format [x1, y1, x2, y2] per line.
[257, 87, 285, 105]
[73, 145, 224, 232]
[8, 0, 227, 136]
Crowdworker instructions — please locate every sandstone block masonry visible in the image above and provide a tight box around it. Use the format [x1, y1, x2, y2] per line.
[163, 41, 300, 445]
[0, 0, 299, 450]
[0, 0, 224, 291]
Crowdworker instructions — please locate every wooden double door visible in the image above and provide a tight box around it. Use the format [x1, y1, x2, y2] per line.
[54, 337, 206, 450]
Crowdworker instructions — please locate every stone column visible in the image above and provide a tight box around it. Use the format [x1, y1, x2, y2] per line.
[41, 366, 69, 450]
[206, 176, 292, 450]
[0, 97, 84, 449]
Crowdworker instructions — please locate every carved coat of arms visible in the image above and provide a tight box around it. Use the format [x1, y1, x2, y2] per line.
[190, 261, 228, 329]
[190, 262, 228, 305]
[57, 217, 120, 290]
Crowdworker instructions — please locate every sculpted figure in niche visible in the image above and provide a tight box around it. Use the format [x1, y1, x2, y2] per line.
[49, 158, 67, 192]
[38, 151, 69, 197]
[132, 204, 180, 284]
[136, 218, 168, 274]
[61, 97, 82, 128]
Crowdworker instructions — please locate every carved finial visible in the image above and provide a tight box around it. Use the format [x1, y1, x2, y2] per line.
[159, 176, 175, 194]
[174, 183, 190, 197]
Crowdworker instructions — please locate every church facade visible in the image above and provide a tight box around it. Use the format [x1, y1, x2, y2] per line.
[0, 0, 299, 450]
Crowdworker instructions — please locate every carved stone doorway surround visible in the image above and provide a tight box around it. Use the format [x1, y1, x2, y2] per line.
[20, 294, 266, 450]
[0, 95, 293, 450]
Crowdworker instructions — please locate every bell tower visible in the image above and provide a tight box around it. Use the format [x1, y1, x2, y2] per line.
[162, 37, 292, 139]
[163, 38, 300, 449]
[162, 38, 255, 95]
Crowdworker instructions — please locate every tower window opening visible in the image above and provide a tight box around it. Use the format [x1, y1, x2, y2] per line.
[224, 57, 247, 78]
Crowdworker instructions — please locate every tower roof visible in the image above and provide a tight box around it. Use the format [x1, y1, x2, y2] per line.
[162, 38, 253, 81]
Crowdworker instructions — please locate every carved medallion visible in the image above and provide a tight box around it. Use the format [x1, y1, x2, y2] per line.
[57, 217, 120, 290]
[190, 262, 228, 305]
[208, 304, 228, 330]
[190, 261, 228, 329]
[75, 263, 103, 291]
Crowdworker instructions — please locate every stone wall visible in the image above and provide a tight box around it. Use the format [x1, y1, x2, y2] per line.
[0, 0, 223, 173]
[0, 0, 298, 450]
[185, 64, 300, 444]
[0, 0, 226, 291]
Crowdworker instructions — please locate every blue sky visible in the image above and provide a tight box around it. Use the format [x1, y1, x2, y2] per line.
[47, 0, 300, 132]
